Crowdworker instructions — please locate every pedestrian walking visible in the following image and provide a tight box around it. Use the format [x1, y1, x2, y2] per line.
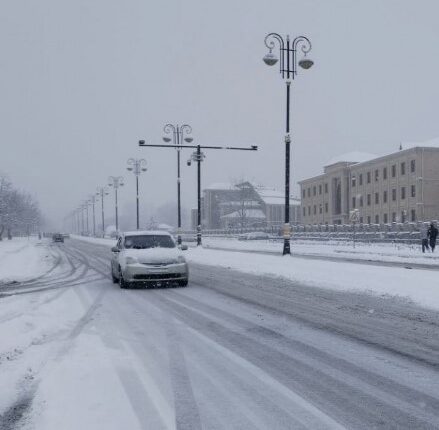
[428, 222, 438, 252]
[420, 223, 429, 253]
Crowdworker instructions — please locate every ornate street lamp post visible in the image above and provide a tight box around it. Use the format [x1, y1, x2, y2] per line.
[126, 158, 147, 230]
[162, 124, 193, 245]
[263, 33, 313, 255]
[108, 176, 124, 233]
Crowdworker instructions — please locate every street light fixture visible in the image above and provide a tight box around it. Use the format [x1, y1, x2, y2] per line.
[108, 176, 124, 234]
[263, 32, 313, 255]
[126, 158, 147, 230]
[162, 123, 192, 245]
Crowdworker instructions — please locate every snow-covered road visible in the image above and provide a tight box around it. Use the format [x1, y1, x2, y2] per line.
[1, 238, 439, 429]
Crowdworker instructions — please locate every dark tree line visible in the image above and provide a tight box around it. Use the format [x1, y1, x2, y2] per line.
[0, 176, 41, 240]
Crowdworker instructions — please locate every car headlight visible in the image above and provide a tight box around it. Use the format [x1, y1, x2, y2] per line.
[177, 256, 186, 263]
[125, 256, 138, 264]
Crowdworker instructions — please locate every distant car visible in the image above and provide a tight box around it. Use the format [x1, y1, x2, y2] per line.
[238, 231, 271, 241]
[52, 233, 64, 243]
[111, 230, 189, 289]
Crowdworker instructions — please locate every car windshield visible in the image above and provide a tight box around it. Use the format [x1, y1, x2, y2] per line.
[124, 235, 175, 249]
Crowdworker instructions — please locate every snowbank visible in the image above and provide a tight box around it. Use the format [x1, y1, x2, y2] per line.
[0, 238, 54, 284]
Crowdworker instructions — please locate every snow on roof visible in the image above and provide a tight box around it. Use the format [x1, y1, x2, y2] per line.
[401, 136, 439, 150]
[205, 182, 236, 191]
[221, 209, 266, 219]
[325, 152, 377, 167]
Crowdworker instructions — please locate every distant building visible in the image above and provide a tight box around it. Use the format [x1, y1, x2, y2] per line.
[299, 139, 439, 225]
[198, 182, 300, 229]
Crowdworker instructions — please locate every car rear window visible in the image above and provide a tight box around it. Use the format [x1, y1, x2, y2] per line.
[124, 235, 175, 249]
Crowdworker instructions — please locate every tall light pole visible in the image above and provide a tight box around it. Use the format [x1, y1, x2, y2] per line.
[79, 205, 85, 235]
[163, 124, 193, 245]
[96, 186, 109, 237]
[89, 195, 97, 237]
[126, 158, 147, 230]
[263, 33, 313, 255]
[84, 201, 90, 235]
[139, 140, 257, 246]
[108, 176, 124, 233]
[187, 146, 205, 246]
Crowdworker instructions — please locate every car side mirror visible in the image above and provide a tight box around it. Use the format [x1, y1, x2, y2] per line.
[180, 244, 188, 251]
[111, 246, 120, 253]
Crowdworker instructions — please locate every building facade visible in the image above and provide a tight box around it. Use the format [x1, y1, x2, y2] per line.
[299, 146, 439, 225]
[196, 182, 301, 230]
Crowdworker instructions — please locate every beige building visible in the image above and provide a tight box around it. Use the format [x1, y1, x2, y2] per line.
[299, 145, 439, 225]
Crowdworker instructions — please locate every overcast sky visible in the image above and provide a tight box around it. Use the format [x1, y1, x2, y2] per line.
[1, 0, 439, 228]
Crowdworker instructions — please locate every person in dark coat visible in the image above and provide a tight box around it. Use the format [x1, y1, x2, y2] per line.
[420, 224, 429, 253]
[428, 222, 438, 252]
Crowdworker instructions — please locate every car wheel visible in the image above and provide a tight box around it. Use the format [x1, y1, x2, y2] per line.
[119, 269, 128, 289]
[112, 272, 118, 284]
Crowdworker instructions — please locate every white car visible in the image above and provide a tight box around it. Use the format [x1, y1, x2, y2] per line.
[111, 231, 189, 289]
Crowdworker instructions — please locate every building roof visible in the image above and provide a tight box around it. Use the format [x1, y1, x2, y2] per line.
[401, 136, 439, 150]
[205, 182, 237, 191]
[325, 152, 377, 167]
[256, 186, 300, 206]
[220, 209, 266, 219]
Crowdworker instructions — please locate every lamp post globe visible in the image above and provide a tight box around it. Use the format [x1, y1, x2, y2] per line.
[263, 51, 278, 66]
[298, 56, 314, 70]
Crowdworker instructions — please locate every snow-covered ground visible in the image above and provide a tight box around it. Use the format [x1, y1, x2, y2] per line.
[73, 235, 439, 312]
[203, 237, 439, 266]
[0, 237, 54, 285]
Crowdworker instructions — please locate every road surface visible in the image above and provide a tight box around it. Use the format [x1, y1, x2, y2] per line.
[2, 238, 439, 430]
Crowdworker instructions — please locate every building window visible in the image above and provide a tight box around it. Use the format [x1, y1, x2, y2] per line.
[401, 162, 405, 175]
[313, 186, 316, 196]
[367, 216, 371, 224]
[359, 174, 363, 186]
[360, 217, 363, 223]
[392, 165, 396, 177]
[319, 184, 322, 195]
[383, 190, 387, 203]
[411, 209, 416, 222]
[308, 206, 311, 215]
[392, 188, 396, 201]
[410, 159, 416, 173]
[360, 196, 363, 207]
[375, 192, 379, 204]
[307, 188, 310, 197]
[375, 215, 379, 224]
[411, 184, 416, 197]
[351, 176, 356, 187]
[375, 169, 379, 182]
[383, 167, 387, 180]
[324, 183, 328, 193]
[392, 212, 396, 222]
[367, 194, 371, 206]
[401, 186, 406, 199]
[367, 172, 371, 184]
[302, 189, 306, 198]
[319, 204, 322, 214]
[352, 197, 356, 208]
[313, 205, 316, 215]
[303, 207, 306, 216]
[325, 202, 328, 213]
[384, 213, 388, 223]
